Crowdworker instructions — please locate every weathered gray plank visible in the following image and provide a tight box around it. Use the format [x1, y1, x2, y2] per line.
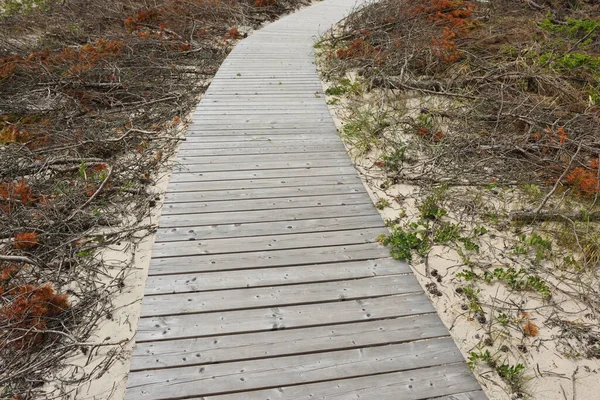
[148, 243, 391, 276]
[155, 215, 384, 242]
[175, 145, 344, 157]
[178, 140, 343, 150]
[130, 314, 447, 370]
[144, 258, 408, 294]
[135, 293, 434, 342]
[140, 274, 420, 317]
[430, 392, 489, 400]
[163, 183, 365, 203]
[157, 204, 378, 228]
[152, 228, 385, 258]
[182, 136, 340, 144]
[202, 364, 482, 400]
[166, 175, 362, 192]
[168, 166, 356, 183]
[161, 193, 372, 215]
[170, 159, 352, 173]
[126, 338, 462, 400]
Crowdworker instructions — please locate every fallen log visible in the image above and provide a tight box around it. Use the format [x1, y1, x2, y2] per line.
[511, 210, 600, 222]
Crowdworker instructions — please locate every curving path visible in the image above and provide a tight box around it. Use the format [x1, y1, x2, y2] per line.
[125, 1, 487, 399]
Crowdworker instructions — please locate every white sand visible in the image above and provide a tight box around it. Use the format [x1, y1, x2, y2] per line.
[321, 77, 600, 400]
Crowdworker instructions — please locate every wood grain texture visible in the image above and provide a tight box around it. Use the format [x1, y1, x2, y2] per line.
[125, 0, 486, 398]
[127, 338, 465, 399]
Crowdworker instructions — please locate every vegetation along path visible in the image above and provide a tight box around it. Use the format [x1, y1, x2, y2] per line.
[125, 0, 486, 399]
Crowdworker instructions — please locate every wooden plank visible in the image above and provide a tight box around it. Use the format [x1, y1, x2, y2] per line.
[193, 105, 328, 110]
[148, 243, 391, 276]
[168, 167, 357, 183]
[152, 228, 386, 258]
[194, 98, 326, 104]
[166, 175, 362, 192]
[144, 258, 408, 294]
[182, 136, 340, 145]
[177, 140, 343, 150]
[176, 153, 347, 165]
[202, 364, 482, 400]
[192, 100, 324, 106]
[163, 183, 365, 203]
[126, 338, 462, 400]
[130, 314, 447, 370]
[178, 139, 343, 149]
[157, 204, 379, 228]
[140, 274, 420, 317]
[135, 293, 434, 342]
[201, 86, 325, 92]
[161, 193, 372, 215]
[185, 130, 338, 137]
[430, 392, 489, 400]
[173, 148, 346, 158]
[155, 215, 384, 242]
[169, 159, 352, 173]
[180, 137, 341, 145]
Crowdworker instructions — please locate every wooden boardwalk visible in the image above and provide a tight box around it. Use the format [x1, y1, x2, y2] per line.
[125, 1, 487, 399]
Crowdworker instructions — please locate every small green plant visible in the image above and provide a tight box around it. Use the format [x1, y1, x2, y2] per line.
[419, 194, 447, 220]
[342, 108, 388, 155]
[499, 44, 518, 57]
[417, 111, 433, 127]
[456, 269, 478, 281]
[496, 313, 510, 326]
[462, 286, 483, 313]
[540, 51, 600, 71]
[485, 212, 500, 223]
[540, 17, 600, 39]
[497, 362, 526, 392]
[459, 236, 480, 252]
[1, 0, 55, 15]
[78, 160, 88, 180]
[522, 183, 542, 201]
[467, 349, 493, 369]
[473, 226, 488, 236]
[376, 198, 390, 210]
[483, 267, 552, 299]
[381, 147, 406, 172]
[513, 233, 552, 263]
[469, 348, 526, 393]
[434, 223, 460, 243]
[325, 85, 347, 96]
[76, 249, 93, 257]
[382, 227, 429, 262]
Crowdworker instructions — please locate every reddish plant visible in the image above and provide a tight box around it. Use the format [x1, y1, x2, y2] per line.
[432, 27, 461, 62]
[336, 38, 373, 60]
[255, 0, 276, 7]
[0, 284, 70, 349]
[0, 39, 125, 80]
[124, 8, 161, 30]
[13, 232, 39, 250]
[0, 179, 34, 205]
[410, 0, 475, 63]
[0, 125, 32, 144]
[1, 265, 19, 282]
[566, 167, 599, 195]
[523, 321, 539, 337]
[225, 27, 241, 39]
